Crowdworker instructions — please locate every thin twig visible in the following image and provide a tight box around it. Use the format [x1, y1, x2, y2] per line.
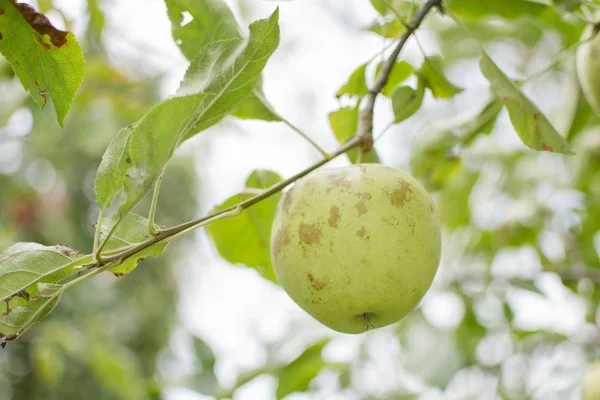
[92, 136, 362, 268]
[357, 0, 442, 151]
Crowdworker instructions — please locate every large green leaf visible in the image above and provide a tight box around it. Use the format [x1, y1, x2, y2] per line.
[446, 0, 549, 20]
[118, 10, 280, 214]
[479, 52, 572, 153]
[94, 124, 135, 210]
[206, 170, 282, 283]
[391, 81, 425, 123]
[276, 338, 330, 400]
[329, 107, 380, 163]
[0, 0, 84, 126]
[98, 213, 167, 276]
[165, 0, 280, 122]
[0, 242, 80, 310]
[417, 55, 463, 99]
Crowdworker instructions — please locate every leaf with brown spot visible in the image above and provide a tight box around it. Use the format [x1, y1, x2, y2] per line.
[13, 2, 67, 47]
[94, 125, 136, 210]
[479, 51, 572, 154]
[0, 0, 84, 126]
[391, 81, 425, 123]
[0, 243, 80, 312]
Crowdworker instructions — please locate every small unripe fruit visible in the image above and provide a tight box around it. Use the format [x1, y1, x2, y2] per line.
[583, 362, 600, 400]
[576, 24, 600, 115]
[270, 163, 441, 334]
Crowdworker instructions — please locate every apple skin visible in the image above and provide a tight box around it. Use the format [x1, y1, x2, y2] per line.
[583, 362, 600, 400]
[576, 24, 600, 115]
[270, 163, 441, 334]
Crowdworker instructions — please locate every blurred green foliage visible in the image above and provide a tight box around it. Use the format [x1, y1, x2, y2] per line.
[0, 1, 199, 398]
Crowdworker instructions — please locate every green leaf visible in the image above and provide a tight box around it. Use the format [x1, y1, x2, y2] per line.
[99, 213, 167, 276]
[165, 0, 241, 60]
[391, 81, 425, 123]
[417, 55, 463, 99]
[276, 338, 330, 400]
[370, 0, 418, 18]
[230, 90, 280, 121]
[366, 19, 404, 38]
[460, 96, 504, 145]
[455, 298, 486, 364]
[85, 0, 105, 44]
[329, 107, 359, 143]
[120, 10, 280, 214]
[0, 243, 80, 310]
[328, 107, 380, 163]
[479, 52, 572, 153]
[206, 170, 282, 282]
[370, 0, 392, 15]
[336, 63, 369, 98]
[375, 61, 414, 97]
[193, 336, 216, 372]
[0, 0, 84, 126]
[446, 0, 549, 20]
[94, 125, 135, 210]
[0, 282, 63, 346]
[165, 0, 279, 122]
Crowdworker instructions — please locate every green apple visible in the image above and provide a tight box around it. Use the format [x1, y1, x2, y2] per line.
[270, 163, 441, 334]
[576, 23, 600, 115]
[583, 362, 600, 400]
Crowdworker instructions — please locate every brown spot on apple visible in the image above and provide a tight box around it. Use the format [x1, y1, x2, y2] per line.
[356, 192, 372, 200]
[356, 225, 370, 239]
[307, 272, 329, 290]
[382, 215, 399, 226]
[326, 174, 352, 193]
[299, 223, 322, 244]
[355, 201, 367, 216]
[328, 205, 340, 227]
[272, 227, 290, 256]
[389, 180, 412, 208]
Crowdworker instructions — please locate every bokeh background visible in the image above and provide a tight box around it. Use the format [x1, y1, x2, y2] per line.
[1, 0, 600, 399]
